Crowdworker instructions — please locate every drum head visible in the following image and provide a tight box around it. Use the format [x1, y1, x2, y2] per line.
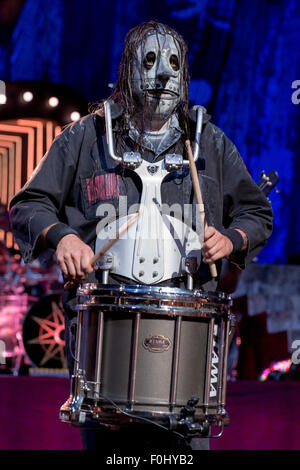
[23, 294, 67, 369]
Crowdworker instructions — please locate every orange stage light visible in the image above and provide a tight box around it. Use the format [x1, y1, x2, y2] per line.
[0, 118, 61, 251]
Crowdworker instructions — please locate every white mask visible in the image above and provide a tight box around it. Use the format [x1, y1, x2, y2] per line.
[131, 31, 183, 120]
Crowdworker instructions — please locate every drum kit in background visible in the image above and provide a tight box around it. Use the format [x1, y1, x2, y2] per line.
[0, 240, 67, 374]
[1, 202, 67, 373]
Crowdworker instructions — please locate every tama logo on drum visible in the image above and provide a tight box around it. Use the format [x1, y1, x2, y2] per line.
[143, 335, 171, 353]
[210, 324, 219, 398]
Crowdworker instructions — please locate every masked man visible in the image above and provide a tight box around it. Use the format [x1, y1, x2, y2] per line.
[9, 21, 273, 450]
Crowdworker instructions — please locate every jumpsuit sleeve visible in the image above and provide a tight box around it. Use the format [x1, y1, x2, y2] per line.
[9, 120, 85, 263]
[221, 133, 273, 268]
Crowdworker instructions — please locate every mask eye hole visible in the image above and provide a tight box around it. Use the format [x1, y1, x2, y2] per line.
[170, 54, 179, 71]
[143, 51, 156, 69]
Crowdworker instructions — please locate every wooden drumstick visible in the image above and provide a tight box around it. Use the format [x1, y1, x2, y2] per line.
[185, 140, 218, 278]
[64, 211, 140, 290]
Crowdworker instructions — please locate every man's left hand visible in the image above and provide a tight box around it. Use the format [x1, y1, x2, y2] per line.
[202, 226, 233, 263]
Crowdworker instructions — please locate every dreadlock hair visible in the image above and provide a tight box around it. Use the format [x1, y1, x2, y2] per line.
[107, 20, 191, 149]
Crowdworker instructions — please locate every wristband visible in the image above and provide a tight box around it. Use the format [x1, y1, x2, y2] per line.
[45, 223, 79, 250]
[221, 228, 245, 253]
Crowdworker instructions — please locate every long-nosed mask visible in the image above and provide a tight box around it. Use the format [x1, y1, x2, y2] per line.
[131, 30, 183, 121]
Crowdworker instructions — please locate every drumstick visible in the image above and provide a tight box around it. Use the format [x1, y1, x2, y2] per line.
[64, 211, 140, 290]
[185, 140, 218, 278]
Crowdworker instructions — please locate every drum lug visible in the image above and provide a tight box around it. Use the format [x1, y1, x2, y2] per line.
[174, 397, 210, 437]
[180, 396, 200, 416]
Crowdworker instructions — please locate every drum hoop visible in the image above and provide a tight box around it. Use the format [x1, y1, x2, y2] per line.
[77, 283, 231, 304]
[76, 283, 231, 317]
[75, 303, 229, 318]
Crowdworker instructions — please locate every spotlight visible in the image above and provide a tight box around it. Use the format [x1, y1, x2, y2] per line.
[0, 94, 7, 104]
[23, 91, 33, 102]
[48, 97, 59, 107]
[70, 111, 81, 121]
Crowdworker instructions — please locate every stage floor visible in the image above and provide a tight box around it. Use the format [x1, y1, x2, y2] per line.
[0, 377, 298, 450]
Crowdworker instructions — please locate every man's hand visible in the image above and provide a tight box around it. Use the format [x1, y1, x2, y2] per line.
[56, 234, 96, 282]
[202, 226, 233, 263]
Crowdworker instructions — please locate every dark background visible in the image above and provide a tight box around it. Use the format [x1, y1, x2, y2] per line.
[1, 0, 300, 264]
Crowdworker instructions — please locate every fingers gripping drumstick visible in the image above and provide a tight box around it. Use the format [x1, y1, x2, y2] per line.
[64, 211, 140, 290]
[185, 140, 218, 278]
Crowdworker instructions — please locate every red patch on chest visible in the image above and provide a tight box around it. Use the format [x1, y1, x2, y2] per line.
[85, 173, 119, 206]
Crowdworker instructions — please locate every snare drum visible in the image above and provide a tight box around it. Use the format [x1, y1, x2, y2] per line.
[60, 283, 233, 437]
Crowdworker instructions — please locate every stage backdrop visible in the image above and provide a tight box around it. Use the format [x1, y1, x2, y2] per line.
[0, 0, 300, 263]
